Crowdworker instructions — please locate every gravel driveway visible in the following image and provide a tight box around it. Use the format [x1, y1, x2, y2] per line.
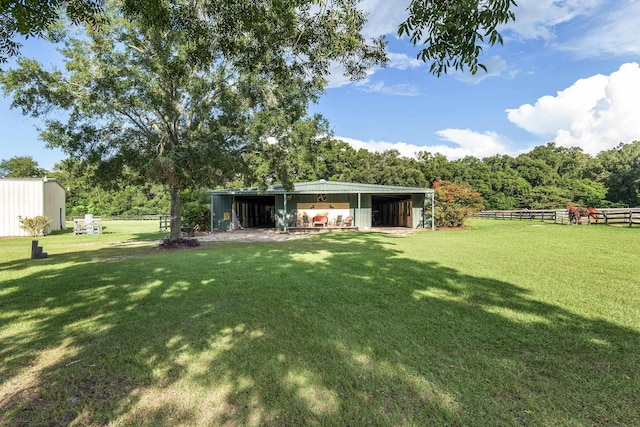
[195, 227, 416, 242]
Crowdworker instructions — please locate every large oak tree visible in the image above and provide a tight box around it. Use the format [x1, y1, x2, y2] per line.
[1, 0, 384, 240]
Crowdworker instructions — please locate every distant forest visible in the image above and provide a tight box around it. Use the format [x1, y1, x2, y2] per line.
[3, 140, 639, 216]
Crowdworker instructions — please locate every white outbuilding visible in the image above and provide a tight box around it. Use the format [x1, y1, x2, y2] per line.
[0, 177, 66, 237]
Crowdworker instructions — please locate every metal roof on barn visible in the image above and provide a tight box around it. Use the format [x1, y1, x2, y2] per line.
[211, 180, 433, 195]
[0, 176, 66, 191]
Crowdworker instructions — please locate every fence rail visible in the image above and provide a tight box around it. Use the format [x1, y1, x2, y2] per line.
[159, 215, 170, 230]
[476, 208, 640, 226]
[600, 208, 640, 226]
[67, 214, 166, 221]
[476, 210, 560, 222]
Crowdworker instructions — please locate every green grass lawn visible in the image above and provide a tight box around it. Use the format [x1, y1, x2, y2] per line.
[1, 219, 639, 426]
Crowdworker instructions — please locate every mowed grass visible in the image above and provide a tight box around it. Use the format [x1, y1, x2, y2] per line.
[1, 219, 639, 426]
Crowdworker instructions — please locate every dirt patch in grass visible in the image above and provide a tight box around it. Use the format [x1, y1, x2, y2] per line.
[196, 229, 316, 243]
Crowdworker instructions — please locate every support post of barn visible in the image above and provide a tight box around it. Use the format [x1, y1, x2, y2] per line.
[431, 191, 435, 230]
[283, 192, 288, 232]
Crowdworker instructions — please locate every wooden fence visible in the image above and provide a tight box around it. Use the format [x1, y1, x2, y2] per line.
[475, 208, 640, 226]
[476, 210, 560, 222]
[599, 208, 640, 226]
[67, 214, 165, 221]
[159, 215, 170, 230]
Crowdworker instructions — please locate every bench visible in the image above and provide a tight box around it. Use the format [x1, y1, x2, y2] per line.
[74, 218, 102, 235]
[312, 215, 328, 227]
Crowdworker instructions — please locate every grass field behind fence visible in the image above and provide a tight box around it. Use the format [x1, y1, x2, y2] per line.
[1, 220, 639, 426]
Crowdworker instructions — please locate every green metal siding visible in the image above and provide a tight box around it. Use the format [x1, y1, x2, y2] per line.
[358, 194, 372, 229]
[343, 193, 359, 228]
[425, 193, 434, 228]
[275, 194, 285, 230]
[411, 193, 434, 228]
[210, 194, 233, 230]
[411, 194, 424, 228]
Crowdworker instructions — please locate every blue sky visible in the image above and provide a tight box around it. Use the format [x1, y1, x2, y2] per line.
[2, 0, 640, 170]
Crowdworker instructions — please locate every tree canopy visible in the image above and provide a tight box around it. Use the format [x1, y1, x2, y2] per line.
[597, 142, 640, 207]
[250, 139, 638, 210]
[1, 0, 517, 74]
[0, 155, 46, 177]
[399, 0, 517, 75]
[0, 0, 103, 62]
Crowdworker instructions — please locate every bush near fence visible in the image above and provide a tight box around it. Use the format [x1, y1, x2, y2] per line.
[476, 208, 640, 226]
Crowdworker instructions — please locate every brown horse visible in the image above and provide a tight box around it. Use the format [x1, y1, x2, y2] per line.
[567, 205, 599, 224]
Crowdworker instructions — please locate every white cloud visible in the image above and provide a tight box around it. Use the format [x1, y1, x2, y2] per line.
[558, 2, 640, 58]
[504, 0, 603, 41]
[504, 0, 640, 60]
[336, 137, 423, 158]
[336, 129, 510, 161]
[450, 56, 512, 84]
[359, 0, 411, 39]
[506, 62, 640, 155]
[506, 74, 609, 136]
[361, 0, 635, 62]
[323, 1, 424, 92]
[325, 63, 375, 89]
[325, 52, 423, 92]
[357, 80, 419, 96]
[435, 129, 510, 158]
[386, 52, 421, 70]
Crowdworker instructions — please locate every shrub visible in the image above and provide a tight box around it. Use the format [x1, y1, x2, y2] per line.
[181, 189, 211, 231]
[182, 201, 210, 231]
[18, 215, 53, 237]
[434, 181, 484, 228]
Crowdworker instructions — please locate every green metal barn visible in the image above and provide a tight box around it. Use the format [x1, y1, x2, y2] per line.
[210, 180, 434, 232]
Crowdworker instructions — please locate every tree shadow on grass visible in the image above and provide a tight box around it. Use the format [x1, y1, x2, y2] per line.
[0, 228, 167, 273]
[1, 233, 638, 426]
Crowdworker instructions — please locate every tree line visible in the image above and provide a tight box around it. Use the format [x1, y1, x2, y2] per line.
[236, 138, 640, 210]
[3, 139, 639, 220]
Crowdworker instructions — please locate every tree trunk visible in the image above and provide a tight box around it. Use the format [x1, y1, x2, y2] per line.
[169, 185, 182, 241]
